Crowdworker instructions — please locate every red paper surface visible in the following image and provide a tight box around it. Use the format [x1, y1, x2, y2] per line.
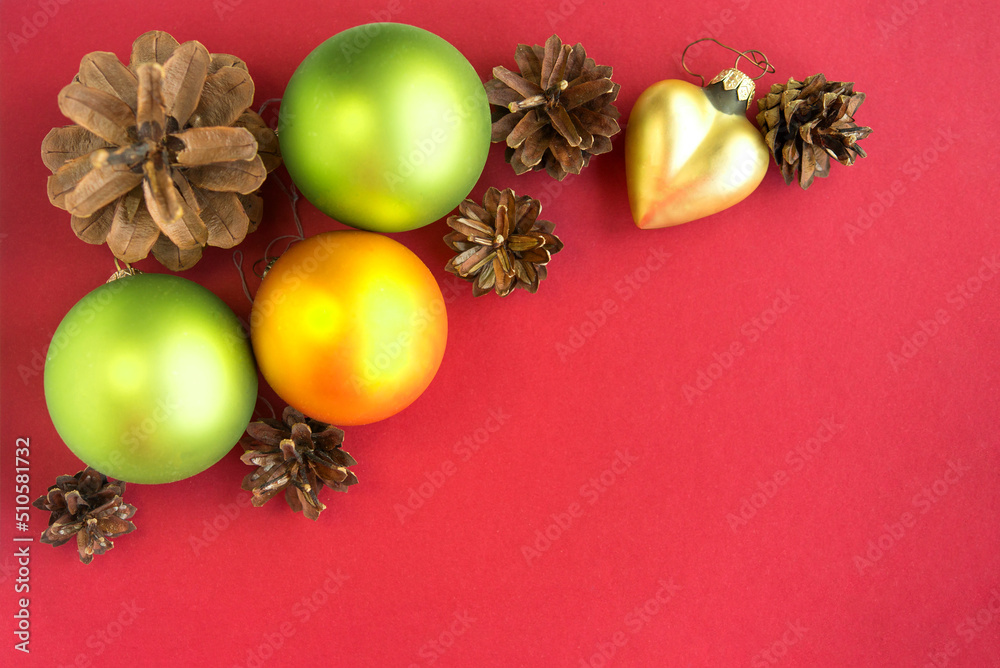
[2, 1, 998, 666]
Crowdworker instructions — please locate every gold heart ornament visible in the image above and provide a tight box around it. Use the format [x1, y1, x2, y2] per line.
[626, 67, 769, 229]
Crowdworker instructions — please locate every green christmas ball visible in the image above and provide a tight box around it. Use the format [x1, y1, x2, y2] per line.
[278, 22, 491, 232]
[43, 274, 258, 484]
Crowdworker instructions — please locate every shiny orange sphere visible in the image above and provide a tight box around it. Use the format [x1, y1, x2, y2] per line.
[250, 231, 447, 426]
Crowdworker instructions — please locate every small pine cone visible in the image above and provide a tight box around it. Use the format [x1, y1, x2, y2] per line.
[240, 406, 358, 521]
[756, 73, 872, 189]
[486, 35, 621, 181]
[445, 187, 563, 297]
[32, 468, 137, 564]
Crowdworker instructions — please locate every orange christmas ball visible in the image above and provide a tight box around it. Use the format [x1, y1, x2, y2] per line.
[250, 231, 447, 426]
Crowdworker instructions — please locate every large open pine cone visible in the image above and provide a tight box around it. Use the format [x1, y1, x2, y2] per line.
[486, 35, 621, 181]
[756, 73, 871, 189]
[42, 30, 280, 270]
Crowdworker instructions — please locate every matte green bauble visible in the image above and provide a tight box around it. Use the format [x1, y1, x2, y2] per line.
[44, 274, 258, 484]
[278, 23, 491, 232]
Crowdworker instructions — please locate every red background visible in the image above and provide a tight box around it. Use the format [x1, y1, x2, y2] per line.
[2, 1, 998, 666]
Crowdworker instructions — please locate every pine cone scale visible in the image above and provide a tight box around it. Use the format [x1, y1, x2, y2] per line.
[135, 63, 166, 142]
[186, 156, 267, 194]
[200, 191, 250, 248]
[310, 460, 349, 486]
[538, 36, 559, 87]
[191, 66, 254, 128]
[79, 52, 139, 109]
[450, 216, 493, 239]
[71, 209, 113, 244]
[65, 490, 88, 514]
[504, 110, 545, 148]
[513, 44, 541, 81]
[545, 106, 581, 146]
[450, 246, 491, 275]
[485, 79, 523, 108]
[474, 261, 496, 296]
[96, 515, 134, 536]
[492, 66, 540, 98]
[41, 126, 111, 171]
[493, 257, 513, 294]
[548, 136, 583, 174]
[66, 163, 143, 217]
[507, 235, 538, 252]
[560, 78, 615, 110]
[130, 31, 178, 70]
[573, 106, 619, 137]
[309, 447, 356, 469]
[160, 41, 209, 128]
[513, 198, 538, 229]
[246, 419, 292, 445]
[496, 191, 514, 229]
[234, 112, 280, 171]
[54, 170, 95, 211]
[289, 422, 314, 446]
[520, 130, 551, 167]
[58, 83, 136, 146]
[108, 197, 157, 261]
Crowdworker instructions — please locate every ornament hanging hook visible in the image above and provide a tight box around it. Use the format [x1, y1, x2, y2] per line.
[736, 48, 775, 79]
[107, 256, 140, 283]
[681, 38, 774, 86]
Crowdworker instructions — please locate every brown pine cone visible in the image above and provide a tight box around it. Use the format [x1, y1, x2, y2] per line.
[41, 30, 280, 270]
[756, 73, 872, 189]
[486, 35, 621, 181]
[445, 187, 563, 297]
[33, 468, 137, 564]
[240, 406, 358, 521]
